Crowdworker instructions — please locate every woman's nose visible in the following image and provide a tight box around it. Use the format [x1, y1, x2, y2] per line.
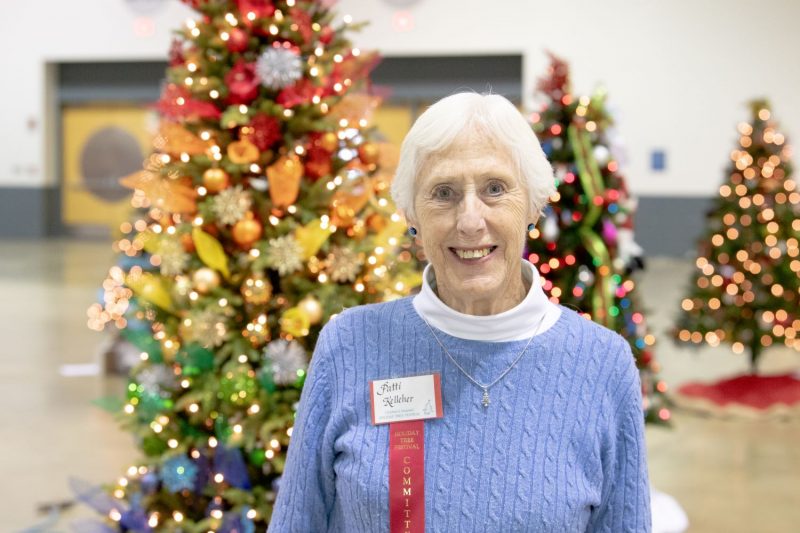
[455, 193, 487, 235]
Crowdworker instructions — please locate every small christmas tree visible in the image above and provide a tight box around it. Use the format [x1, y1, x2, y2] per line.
[675, 100, 800, 372]
[83, 0, 419, 529]
[527, 52, 670, 424]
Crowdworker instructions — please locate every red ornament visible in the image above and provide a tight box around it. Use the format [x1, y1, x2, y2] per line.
[235, 0, 275, 23]
[319, 25, 334, 45]
[227, 27, 250, 53]
[225, 60, 260, 105]
[154, 84, 221, 122]
[243, 114, 282, 151]
[277, 79, 319, 108]
[289, 7, 313, 43]
[304, 146, 332, 180]
[537, 50, 572, 101]
[168, 39, 185, 66]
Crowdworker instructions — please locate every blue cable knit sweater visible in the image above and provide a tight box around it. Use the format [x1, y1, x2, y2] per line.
[268, 297, 651, 532]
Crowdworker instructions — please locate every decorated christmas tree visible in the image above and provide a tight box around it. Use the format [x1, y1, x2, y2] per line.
[82, 0, 419, 529]
[527, 53, 670, 424]
[675, 100, 799, 372]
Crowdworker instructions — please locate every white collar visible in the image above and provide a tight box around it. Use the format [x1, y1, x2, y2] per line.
[412, 260, 562, 342]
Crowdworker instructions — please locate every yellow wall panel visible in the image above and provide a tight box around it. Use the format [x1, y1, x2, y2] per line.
[62, 105, 154, 231]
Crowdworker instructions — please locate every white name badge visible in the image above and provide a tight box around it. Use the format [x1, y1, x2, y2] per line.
[370, 373, 444, 425]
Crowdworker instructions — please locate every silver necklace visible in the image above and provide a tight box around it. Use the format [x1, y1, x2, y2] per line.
[421, 312, 547, 408]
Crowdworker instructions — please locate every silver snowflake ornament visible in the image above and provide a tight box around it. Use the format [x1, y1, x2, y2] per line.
[264, 339, 308, 385]
[212, 185, 252, 225]
[264, 235, 304, 275]
[156, 236, 189, 276]
[256, 47, 303, 90]
[136, 365, 177, 394]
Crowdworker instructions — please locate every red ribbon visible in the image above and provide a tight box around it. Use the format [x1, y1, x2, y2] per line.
[389, 420, 425, 533]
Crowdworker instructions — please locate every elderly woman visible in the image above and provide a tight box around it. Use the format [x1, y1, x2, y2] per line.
[268, 93, 650, 532]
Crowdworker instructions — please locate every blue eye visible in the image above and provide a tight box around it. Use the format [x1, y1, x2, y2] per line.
[486, 181, 506, 196]
[433, 186, 455, 200]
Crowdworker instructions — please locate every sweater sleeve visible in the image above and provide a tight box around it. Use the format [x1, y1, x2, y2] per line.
[586, 337, 652, 533]
[267, 320, 340, 532]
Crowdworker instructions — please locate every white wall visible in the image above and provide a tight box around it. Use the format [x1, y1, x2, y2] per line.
[2, 0, 799, 197]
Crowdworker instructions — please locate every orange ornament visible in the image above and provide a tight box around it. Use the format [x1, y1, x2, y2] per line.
[330, 177, 372, 227]
[202, 224, 219, 237]
[318, 132, 339, 152]
[202, 168, 230, 194]
[227, 139, 260, 165]
[358, 142, 379, 165]
[366, 213, 387, 232]
[180, 233, 196, 253]
[232, 212, 263, 248]
[267, 154, 303, 208]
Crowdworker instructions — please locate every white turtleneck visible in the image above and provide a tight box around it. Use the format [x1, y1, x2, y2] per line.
[412, 260, 562, 342]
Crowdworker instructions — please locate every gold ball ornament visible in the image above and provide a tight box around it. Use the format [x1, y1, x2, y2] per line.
[318, 132, 339, 152]
[241, 274, 272, 305]
[267, 154, 303, 208]
[232, 212, 263, 249]
[358, 142, 380, 165]
[298, 295, 323, 324]
[193, 267, 221, 293]
[227, 139, 261, 165]
[161, 337, 180, 361]
[202, 168, 231, 194]
[243, 314, 271, 347]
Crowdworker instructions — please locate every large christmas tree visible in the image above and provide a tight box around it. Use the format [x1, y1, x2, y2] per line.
[675, 100, 800, 372]
[527, 53, 670, 424]
[82, 0, 419, 529]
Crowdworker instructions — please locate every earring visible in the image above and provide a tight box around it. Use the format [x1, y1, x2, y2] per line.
[527, 223, 535, 232]
[408, 227, 418, 237]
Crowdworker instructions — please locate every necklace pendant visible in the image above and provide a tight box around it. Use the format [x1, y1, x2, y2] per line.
[481, 389, 490, 408]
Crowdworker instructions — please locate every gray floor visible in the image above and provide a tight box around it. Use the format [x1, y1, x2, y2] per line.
[1, 240, 799, 532]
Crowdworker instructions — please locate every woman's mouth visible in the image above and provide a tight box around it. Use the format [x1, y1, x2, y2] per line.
[449, 246, 497, 261]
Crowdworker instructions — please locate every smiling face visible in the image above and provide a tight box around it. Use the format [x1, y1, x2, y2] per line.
[410, 129, 535, 315]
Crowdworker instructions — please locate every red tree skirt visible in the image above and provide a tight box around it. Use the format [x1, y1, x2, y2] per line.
[674, 373, 800, 418]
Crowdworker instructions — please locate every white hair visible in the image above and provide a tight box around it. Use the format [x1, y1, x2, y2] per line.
[391, 92, 555, 222]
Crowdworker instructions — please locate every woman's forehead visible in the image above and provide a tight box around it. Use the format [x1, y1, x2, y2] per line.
[421, 141, 515, 177]
[442, 127, 503, 151]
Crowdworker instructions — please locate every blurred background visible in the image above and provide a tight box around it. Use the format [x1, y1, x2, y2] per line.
[1, 1, 799, 531]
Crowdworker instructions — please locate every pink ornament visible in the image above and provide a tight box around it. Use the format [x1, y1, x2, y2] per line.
[601, 219, 618, 245]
